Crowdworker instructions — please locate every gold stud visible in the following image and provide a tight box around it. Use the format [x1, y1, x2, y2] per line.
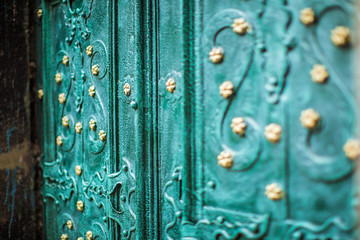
[75, 165, 82, 176]
[61, 234, 68, 240]
[89, 119, 97, 131]
[310, 65, 328, 84]
[232, 18, 249, 35]
[91, 64, 99, 75]
[56, 136, 63, 146]
[265, 123, 282, 143]
[55, 73, 62, 84]
[219, 81, 234, 99]
[37, 89, 44, 99]
[75, 122, 83, 133]
[58, 93, 66, 104]
[62, 116, 69, 127]
[66, 220, 73, 230]
[300, 8, 315, 25]
[331, 26, 351, 47]
[300, 108, 320, 129]
[265, 183, 284, 201]
[86, 231, 93, 240]
[86, 45, 93, 56]
[166, 78, 176, 93]
[77, 238, 84, 240]
[62, 55, 69, 66]
[209, 47, 224, 64]
[88, 85, 96, 97]
[217, 151, 234, 168]
[231, 117, 247, 135]
[77, 200, 84, 211]
[343, 139, 360, 160]
[37, 9, 43, 19]
[123, 83, 131, 96]
[99, 130, 107, 141]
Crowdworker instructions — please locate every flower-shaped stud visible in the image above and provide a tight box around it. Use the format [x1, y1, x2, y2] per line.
[55, 73, 62, 84]
[265, 183, 284, 201]
[75, 165, 82, 176]
[77, 200, 84, 212]
[300, 108, 320, 129]
[37, 89, 44, 99]
[37, 9, 42, 19]
[300, 8, 315, 25]
[89, 119, 97, 131]
[86, 45, 93, 56]
[265, 123, 282, 143]
[62, 116, 69, 127]
[217, 151, 234, 168]
[62, 55, 69, 66]
[219, 81, 234, 99]
[209, 47, 224, 64]
[99, 130, 107, 141]
[310, 64, 328, 84]
[331, 26, 351, 47]
[88, 85, 96, 97]
[166, 78, 176, 93]
[56, 136, 63, 146]
[86, 231, 93, 240]
[91, 64, 99, 75]
[61, 234, 68, 240]
[75, 122, 83, 133]
[343, 139, 360, 160]
[232, 18, 249, 35]
[124, 83, 131, 96]
[231, 117, 247, 135]
[58, 93, 66, 104]
[66, 220, 73, 230]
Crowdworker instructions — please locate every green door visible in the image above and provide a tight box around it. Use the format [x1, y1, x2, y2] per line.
[38, 0, 358, 239]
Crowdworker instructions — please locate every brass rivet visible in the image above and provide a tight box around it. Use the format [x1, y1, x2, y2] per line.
[300, 108, 320, 129]
[86, 45, 93, 56]
[77, 200, 84, 211]
[300, 8, 315, 25]
[232, 18, 249, 35]
[331, 26, 351, 47]
[265, 123, 282, 143]
[265, 183, 284, 201]
[343, 139, 360, 160]
[123, 83, 131, 96]
[37, 89, 44, 99]
[209, 47, 224, 64]
[75, 165, 82, 176]
[310, 64, 328, 84]
[56, 136, 63, 146]
[62, 116, 69, 127]
[231, 117, 247, 135]
[66, 220, 73, 230]
[91, 64, 99, 75]
[166, 78, 176, 93]
[55, 73, 62, 84]
[62, 55, 69, 66]
[88, 85, 96, 97]
[58, 93, 66, 104]
[75, 122, 83, 133]
[89, 119, 97, 131]
[61, 234, 68, 240]
[219, 81, 234, 99]
[86, 231, 93, 240]
[99, 130, 107, 141]
[217, 151, 234, 168]
[37, 9, 43, 19]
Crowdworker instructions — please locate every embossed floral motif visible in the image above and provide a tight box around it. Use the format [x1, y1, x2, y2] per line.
[61, 234, 68, 240]
[66, 220, 73, 229]
[300, 108, 320, 129]
[264, 123, 282, 143]
[77, 200, 84, 211]
[310, 65, 328, 84]
[86, 231, 93, 240]
[37, 9, 42, 19]
[91, 64, 99, 75]
[219, 81, 234, 99]
[55, 73, 62, 84]
[89, 119, 97, 131]
[123, 83, 131, 96]
[99, 130, 107, 141]
[86, 45, 93, 56]
[62, 116, 69, 127]
[166, 78, 176, 93]
[75, 165, 82, 176]
[62, 55, 69, 66]
[56, 136, 63, 146]
[300, 8, 315, 25]
[37, 89, 44, 99]
[265, 183, 283, 201]
[231, 117, 247, 135]
[217, 151, 234, 168]
[331, 26, 351, 47]
[209, 47, 224, 64]
[75, 122, 83, 133]
[58, 93, 66, 104]
[88, 85, 96, 97]
[232, 18, 249, 35]
[343, 139, 360, 160]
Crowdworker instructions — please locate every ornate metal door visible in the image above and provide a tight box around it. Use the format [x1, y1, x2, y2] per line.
[37, 0, 358, 239]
